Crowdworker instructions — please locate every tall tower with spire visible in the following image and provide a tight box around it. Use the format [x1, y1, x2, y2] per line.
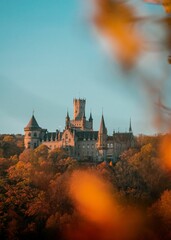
[24, 114, 42, 149]
[97, 114, 107, 160]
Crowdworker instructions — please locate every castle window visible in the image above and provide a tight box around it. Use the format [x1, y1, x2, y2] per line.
[34, 143, 37, 149]
[34, 132, 37, 137]
[28, 132, 31, 136]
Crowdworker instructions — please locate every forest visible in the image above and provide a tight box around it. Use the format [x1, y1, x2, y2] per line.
[0, 133, 171, 240]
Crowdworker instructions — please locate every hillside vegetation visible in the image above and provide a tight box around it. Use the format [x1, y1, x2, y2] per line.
[0, 134, 171, 240]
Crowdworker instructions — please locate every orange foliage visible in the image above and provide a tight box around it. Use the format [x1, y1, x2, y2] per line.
[162, 0, 171, 13]
[159, 134, 171, 170]
[67, 170, 145, 240]
[93, 0, 144, 69]
[69, 170, 119, 225]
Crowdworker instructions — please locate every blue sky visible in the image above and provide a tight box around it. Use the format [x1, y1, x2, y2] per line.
[0, 0, 169, 135]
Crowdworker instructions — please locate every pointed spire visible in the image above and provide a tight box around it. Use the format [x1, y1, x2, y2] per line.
[89, 111, 93, 121]
[65, 109, 70, 129]
[66, 109, 70, 120]
[24, 114, 40, 130]
[99, 114, 107, 134]
[129, 118, 132, 133]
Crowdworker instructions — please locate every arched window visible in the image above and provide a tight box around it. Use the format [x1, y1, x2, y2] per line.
[34, 132, 37, 137]
[28, 132, 31, 137]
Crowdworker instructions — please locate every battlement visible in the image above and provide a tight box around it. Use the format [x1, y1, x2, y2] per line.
[73, 98, 86, 120]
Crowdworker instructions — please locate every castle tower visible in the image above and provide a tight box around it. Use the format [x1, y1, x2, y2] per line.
[70, 99, 93, 130]
[24, 114, 42, 149]
[97, 114, 107, 161]
[73, 98, 86, 120]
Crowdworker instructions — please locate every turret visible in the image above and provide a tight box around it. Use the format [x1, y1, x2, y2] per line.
[24, 114, 42, 149]
[129, 118, 132, 133]
[89, 112, 93, 122]
[89, 112, 93, 130]
[65, 110, 70, 129]
[99, 114, 107, 135]
[97, 114, 107, 161]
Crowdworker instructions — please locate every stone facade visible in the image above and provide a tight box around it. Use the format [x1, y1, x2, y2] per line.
[24, 99, 135, 162]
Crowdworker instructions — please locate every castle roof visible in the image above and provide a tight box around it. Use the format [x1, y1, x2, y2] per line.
[107, 136, 113, 141]
[113, 132, 133, 142]
[24, 115, 41, 130]
[75, 130, 98, 141]
[44, 132, 58, 141]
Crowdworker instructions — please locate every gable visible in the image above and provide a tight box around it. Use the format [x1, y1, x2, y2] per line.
[62, 129, 75, 146]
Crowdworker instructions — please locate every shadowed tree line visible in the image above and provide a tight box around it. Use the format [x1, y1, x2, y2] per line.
[0, 134, 171, 240]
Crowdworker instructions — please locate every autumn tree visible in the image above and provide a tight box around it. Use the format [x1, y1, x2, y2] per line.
[0, 135, 24, 158]
[148, 190, 171, 240]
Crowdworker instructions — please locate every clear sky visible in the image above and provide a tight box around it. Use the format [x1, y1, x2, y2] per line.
[0, 0, 170, 135]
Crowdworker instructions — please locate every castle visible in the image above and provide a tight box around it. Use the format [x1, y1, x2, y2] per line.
[24, 99, 135, 162]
